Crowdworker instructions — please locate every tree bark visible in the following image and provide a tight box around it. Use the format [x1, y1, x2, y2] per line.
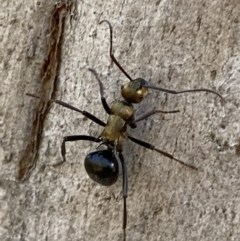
[1, 0, 240, 240]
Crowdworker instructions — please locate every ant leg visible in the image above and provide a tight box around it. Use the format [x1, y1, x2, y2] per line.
[26, 93, 106, 127]
[88, 69, 137, 129]
[58, 135, 102, 165]
[133, 109, 180, 123]
[118, 151, 128, 241]
[128, 135, 197, 170]
[99, 20, 133, 82]
[88, 68, 111, 114]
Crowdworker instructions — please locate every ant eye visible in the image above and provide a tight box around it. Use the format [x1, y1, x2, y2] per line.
[121, 85, 124, 89]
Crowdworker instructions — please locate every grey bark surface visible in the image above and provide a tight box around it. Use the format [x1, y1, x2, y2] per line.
[1, 0, 240, 240]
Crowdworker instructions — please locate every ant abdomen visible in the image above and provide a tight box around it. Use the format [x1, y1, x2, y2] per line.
[84, 150, 119, 186]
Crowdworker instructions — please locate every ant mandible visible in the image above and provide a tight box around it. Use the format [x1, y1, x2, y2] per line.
[27, 20, 223, 241]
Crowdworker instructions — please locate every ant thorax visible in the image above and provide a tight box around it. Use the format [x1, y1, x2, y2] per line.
[110, 100, 135, 123]
[101, 114, 127, 144]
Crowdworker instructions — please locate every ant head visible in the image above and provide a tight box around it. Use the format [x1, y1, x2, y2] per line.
[84, 149, 119, 186]
[121, 78, 148, 103]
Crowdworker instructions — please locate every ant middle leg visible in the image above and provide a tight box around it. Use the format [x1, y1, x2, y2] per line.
[26, 93, 106, 127]
[128, 135, 197, 170]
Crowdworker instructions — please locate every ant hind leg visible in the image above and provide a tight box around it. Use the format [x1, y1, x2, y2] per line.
[53, 135, 102, 166]
[118, 151, 128, 241]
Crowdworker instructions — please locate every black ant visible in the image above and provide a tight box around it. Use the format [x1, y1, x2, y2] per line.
[26, 20, 223, 241]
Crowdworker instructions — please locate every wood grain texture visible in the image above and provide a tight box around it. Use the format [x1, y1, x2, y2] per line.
[0, 0, 239, 240]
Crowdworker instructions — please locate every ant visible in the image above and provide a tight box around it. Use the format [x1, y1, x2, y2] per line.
[27, 20, 223, 241]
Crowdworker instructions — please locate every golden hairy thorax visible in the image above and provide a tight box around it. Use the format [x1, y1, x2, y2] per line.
[101, 100, 134, 149]
[110, 100, 134, 122]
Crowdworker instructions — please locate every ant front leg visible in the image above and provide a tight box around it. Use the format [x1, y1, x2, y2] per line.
[88, 68, 111, 114]
[55, 135, 102, 166]
[88, 68, 137, 129]
[118, 151, 128, 241]
[133, 109, 180, 123]
[128, 135, 197, 170]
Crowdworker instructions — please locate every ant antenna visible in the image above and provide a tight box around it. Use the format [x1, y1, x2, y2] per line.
[143, 84, 224, 99]
[100, 20, 133, 82]
[100, 20, 224, 100]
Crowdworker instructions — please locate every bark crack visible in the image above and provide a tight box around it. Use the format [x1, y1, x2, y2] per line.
[18, 3, 70, 181]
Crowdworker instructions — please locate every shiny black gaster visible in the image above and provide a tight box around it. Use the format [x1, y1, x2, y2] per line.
[84, 149, 119, 186]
